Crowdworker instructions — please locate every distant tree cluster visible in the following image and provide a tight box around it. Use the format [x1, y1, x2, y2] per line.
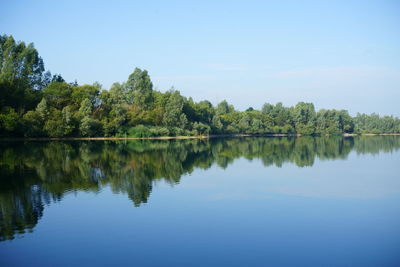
[1, 34, 399, 137]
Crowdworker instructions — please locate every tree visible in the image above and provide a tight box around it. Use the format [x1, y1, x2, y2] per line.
[126, 68, 154, 109]
[238, 113, 251, 133]
[216, 100, 234, 116]
[192, 122, 211, 135]
[44, 108, 69, 137]
[77, 98, 101, 137]
[261, 103, 274, 115]
[71, 83, 100, 107]
[36, 98, 49, 121]
[0, 35, 46, 110]
[51, 74, 65, 83]
[191, 100, 214, 124]
[21, 98, 49, 137]
[293, 102, 316, 135]
[22, 110, 43, 137]
[1, 32, 399, 138]
[0, 107, 19, 134]
[78, 98, 92, 118]
[42, 82, 72, 109]
[79, 112, 102, 137]
[163, 90, 186, 127]
[211, 115, 223, 133]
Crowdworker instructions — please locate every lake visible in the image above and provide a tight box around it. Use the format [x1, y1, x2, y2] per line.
[1, 136, 400, 266]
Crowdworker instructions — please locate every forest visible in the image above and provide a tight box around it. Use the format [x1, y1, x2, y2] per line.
[1, 34, 399, 138]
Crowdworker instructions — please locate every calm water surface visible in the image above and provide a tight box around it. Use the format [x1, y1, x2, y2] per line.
[1, 136, 400, 266]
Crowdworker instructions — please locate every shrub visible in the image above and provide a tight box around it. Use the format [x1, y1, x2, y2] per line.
[192, 122, 211, 135]
[127, 125, 151, 137]
[149, 126, 170, 137]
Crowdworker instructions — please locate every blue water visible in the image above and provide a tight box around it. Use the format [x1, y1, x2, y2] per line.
[0, 137, 399, 266]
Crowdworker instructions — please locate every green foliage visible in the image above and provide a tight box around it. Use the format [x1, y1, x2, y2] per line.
[0, 35, 45, 110]
[216, 100, 234, 116]
[354, 113, 400, 134]
[149, 126, 170, 137]
[262, 102, 294, 132]
[0, 107, 20, 135]
[42, 82, 72, 109]
[162, 89, 187, 127]
[190, 100, 214, 123]
[36, 98, 49, 120]
[71, 84, 100, 107]
[128, 125, 151, 137]
[79, 116, 102, 137]
[315, 109, 354, 135]
[293, 102, 316, 135]
[211, 115, 223, 133]
[0, 34, 399, 137]
[78, 98, 92, 118]
[126, 68, 154, 109]
[192, 122, 211, 135]
[44, 109, 67, 137]
[22, 110, 43, 137]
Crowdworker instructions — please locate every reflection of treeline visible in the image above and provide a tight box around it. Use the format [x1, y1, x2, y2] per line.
[1, 35, 400, 138]
[1, 136, 400, 240]
[0, 146, 59, 241]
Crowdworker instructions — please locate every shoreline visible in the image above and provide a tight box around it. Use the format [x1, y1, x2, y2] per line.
[1, 133, 400, 141]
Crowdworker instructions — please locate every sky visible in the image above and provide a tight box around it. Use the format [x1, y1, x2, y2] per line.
[1, 0, 399, 115]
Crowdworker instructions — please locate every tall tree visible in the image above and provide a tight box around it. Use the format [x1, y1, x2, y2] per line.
[0, 35, 46, 110]
[162, 90, 187, 127]
[126, 68, 154, 109]
[293, 102, 316, 135]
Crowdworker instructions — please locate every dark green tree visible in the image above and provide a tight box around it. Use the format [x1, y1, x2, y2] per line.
[126, 68, 154, 109]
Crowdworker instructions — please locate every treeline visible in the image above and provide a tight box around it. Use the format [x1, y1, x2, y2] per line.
[1, 34, 399, 137]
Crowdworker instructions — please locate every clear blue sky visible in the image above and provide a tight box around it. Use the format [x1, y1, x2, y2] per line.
[1, 0, 399, 115]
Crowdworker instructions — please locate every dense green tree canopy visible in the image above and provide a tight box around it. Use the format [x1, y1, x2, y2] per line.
[1, 34, 399, 137]
[0, 35, 45, 110]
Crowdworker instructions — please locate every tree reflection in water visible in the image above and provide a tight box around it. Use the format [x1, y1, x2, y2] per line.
[1, 136, 399, 241]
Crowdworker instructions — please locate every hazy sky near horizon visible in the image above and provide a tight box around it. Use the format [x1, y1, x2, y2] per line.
[1, 0, 399, 115]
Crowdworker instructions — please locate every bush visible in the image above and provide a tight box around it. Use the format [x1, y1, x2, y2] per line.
[127, 126, 193, 137]
[192, 122, 211, 136]
[127, 125, 151, 137]
[282, 124, 294, 134]
[149, 127, 170, 137]
[80, 116, 103, 137]
[168, 127, 182, 136]
[0, 107, 19, 134]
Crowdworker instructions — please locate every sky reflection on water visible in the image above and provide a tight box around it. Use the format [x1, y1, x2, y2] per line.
[1, 136, 399, 266]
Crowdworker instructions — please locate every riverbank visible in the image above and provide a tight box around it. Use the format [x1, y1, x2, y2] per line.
[343, 133, 400, 136]
[0, 134, 295, 141]
[1, 133, 400, 141]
